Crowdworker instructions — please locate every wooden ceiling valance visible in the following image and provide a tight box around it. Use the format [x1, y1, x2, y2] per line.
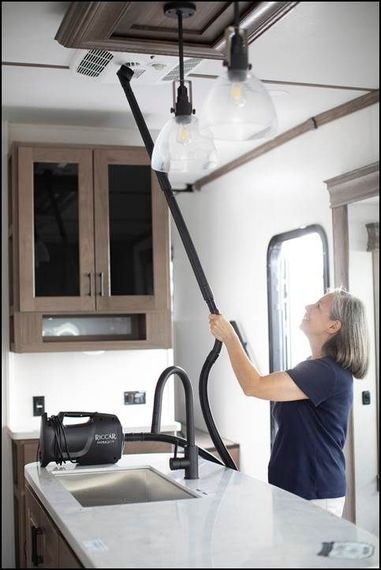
[55, 1, 298, 59]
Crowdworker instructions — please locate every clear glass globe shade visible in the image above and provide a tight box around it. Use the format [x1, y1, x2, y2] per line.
[200, 69, 278, 141]
[151, 115, 217, 183]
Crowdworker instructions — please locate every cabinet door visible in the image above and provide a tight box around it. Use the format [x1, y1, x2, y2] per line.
[25, 487, 59, 568]
[58, 535, 83, 568]
[18, 146, 95, 312]
[93, 148, 170, 312]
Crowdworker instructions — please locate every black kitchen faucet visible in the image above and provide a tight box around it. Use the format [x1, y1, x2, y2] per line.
[151, 366, 199, 479]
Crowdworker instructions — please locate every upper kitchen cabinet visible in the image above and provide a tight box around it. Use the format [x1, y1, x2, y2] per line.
[8, 143, 171, 352]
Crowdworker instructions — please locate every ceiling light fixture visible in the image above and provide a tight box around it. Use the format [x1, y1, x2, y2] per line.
[200, 1, 278, 141]
[151, 2, 216, 184]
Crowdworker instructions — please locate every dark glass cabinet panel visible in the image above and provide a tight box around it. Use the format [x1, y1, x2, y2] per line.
[33, 162, 80, 297]
[108, 165, 154, 295]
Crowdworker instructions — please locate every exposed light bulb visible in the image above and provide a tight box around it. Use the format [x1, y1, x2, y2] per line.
[230, 82, 246, 106]
[177, 123, 192, 144]
[151, 114, 216, 184]
[200, 69, 277, 141]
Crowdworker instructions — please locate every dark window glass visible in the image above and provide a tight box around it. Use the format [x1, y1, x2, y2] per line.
[34, 162, 79, 296]
[108, 165, 153, 295]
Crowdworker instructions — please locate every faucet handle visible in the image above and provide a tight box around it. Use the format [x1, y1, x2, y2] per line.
[169, 444, 199, 479]
[169, 456, 189, 471]
[169, 441, 186, 471]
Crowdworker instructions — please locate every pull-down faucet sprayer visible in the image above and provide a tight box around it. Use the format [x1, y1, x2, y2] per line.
[151, 366, 198, 479]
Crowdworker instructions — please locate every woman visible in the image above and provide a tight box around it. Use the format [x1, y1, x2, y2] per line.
[209, 288, 369, 517]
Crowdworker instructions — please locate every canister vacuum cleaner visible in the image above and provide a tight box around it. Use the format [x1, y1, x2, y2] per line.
[39, 412, 124, 467]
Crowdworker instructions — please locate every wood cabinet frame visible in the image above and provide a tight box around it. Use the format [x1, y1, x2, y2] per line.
[9, 142, 172, 352]
[17, 146, 95, 312]
[93, 147, 170, 312]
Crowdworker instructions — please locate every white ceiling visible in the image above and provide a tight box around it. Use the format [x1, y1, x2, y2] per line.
[2, 1, 379, 170]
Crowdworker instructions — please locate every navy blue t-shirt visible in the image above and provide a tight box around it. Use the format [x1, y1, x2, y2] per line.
[268, 356, 353, 500]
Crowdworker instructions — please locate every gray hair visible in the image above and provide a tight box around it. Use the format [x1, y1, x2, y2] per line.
[322, 288, 369, 379]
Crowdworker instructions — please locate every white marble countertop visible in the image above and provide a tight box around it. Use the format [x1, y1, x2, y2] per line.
[25, 455, 379, 568]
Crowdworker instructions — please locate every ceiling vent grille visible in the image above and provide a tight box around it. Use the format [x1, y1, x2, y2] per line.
[76, 49, 114, 77]
[160, 58, 202, 81]
[70, 51, 205, 84]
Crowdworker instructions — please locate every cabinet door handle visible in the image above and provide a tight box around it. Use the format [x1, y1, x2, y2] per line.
[87, 272, 92, 296]
[31, 525, 43, 566]
[98, 272, 105, 296]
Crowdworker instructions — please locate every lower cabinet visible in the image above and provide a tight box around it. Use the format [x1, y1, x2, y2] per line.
[25, 484, 82, 568]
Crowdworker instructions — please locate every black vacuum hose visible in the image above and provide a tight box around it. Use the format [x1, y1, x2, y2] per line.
[117, 65, 237, 471]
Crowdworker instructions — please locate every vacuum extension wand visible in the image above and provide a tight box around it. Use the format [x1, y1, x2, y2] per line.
[117, 65, 237, 471]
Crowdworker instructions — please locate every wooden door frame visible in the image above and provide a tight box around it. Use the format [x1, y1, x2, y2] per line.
[324, 161, 379, 523]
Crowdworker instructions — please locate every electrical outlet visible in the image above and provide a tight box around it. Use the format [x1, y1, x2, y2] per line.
[124, 391, 146, 405]
[362, 390, 371, 405]
[33, 396, 45, 416]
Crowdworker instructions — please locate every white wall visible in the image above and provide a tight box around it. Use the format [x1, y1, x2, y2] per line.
[2, 122, 175, 567]
[348, 201, 379, 536]
[172, 105, 379, 486]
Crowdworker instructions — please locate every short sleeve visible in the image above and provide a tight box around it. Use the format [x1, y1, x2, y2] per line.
[286, 358, 337, 406]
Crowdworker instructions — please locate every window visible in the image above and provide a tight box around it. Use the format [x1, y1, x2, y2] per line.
[267, 225, 329, 445]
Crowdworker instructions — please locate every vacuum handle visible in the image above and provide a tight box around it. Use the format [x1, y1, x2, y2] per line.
[57, 412, 96, 420]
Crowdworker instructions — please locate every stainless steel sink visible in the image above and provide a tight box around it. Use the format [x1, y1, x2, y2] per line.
[54, 466, 199, 507]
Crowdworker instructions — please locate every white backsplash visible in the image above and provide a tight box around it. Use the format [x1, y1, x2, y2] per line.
[8, 349, 175, 433]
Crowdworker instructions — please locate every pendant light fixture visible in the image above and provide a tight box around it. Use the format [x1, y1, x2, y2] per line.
[200, 2, 277, 142]
[151, 3, 216, 184]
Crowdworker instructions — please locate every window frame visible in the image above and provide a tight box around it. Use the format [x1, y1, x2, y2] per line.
[266, 224, 330, 446]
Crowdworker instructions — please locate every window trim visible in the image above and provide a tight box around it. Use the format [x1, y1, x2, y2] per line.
[266, 224, 330, 446]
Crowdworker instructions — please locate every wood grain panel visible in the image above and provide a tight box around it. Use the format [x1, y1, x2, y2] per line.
[55, 2, 297, 59]
[325, 162, 379, 207]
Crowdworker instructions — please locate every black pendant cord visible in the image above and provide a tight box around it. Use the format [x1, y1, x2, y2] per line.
[234, 1, 240, 32]
[177, 10, 185, 85]
[117, 65, 237, 471]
